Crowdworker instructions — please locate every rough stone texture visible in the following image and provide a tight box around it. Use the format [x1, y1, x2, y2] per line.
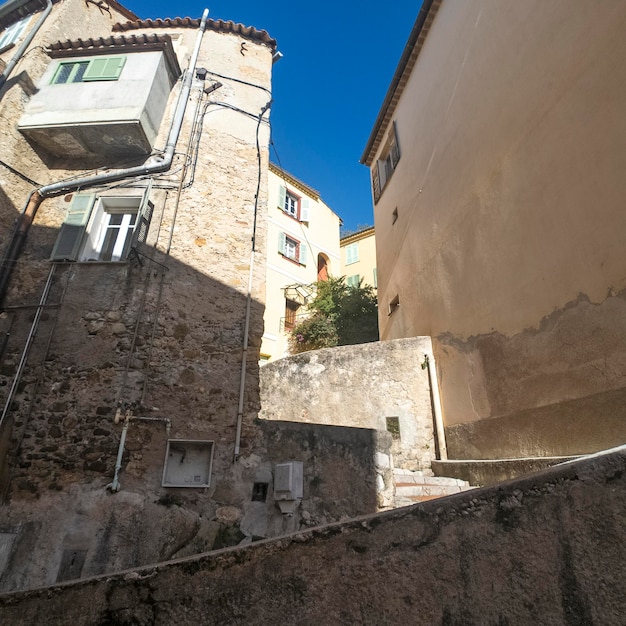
[0, 2, 292, 592]
[259, 337, 438, 472]
[1, 447, 626, 624]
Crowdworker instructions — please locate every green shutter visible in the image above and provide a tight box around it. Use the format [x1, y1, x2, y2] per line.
[278, 184, 286, 211]
[300, 198, 309, 222]
[133, 180, 154, 247]
[50, 193, 95, 260]
[84, 56, 126, 81]
[299, 243, 307, 266]
[278, 232, 286, 255]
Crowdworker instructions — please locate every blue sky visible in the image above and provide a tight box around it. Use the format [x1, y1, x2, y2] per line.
[123, 1, 422, 231]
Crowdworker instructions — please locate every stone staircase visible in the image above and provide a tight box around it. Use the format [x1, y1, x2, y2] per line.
[393, 468, 473, 507]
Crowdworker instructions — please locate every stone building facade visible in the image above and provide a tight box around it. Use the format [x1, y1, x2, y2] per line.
[0, 0, 283, 591]
[362, 0, 626, 460]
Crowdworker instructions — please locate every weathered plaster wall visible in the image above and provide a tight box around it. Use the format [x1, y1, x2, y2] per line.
[259, 337, 437, 473]
[370, 0, 626, 457]
[2, 446, 626, 624]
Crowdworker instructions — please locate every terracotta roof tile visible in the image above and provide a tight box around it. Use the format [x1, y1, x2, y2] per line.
[113, 17, 276, 50]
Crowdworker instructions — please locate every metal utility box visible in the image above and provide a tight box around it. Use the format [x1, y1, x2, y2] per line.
[162, 440, 214, 488]
[274, 461, 303, 512]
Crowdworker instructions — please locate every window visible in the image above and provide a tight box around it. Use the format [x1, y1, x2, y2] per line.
[51, 56, 126, 85]
[51, 190, 153, 262]
[278, 184, 309, 222]
[386, 417, 401, 440]
[0, 16, 30, 51]
[388, 294, 400, 315]
[345, 242, 359, 265]
[347, 274, 360, 288]
[284, 299, 300, 330]
[278, 232, 307, 265]
[372, 121, 401, 204]
[373, 268, 378, 288]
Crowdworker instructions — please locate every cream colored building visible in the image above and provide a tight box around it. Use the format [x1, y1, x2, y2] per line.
[340, 226, 377, 292]
[361, 0, 626, 460]
[261, 163, 341, 362]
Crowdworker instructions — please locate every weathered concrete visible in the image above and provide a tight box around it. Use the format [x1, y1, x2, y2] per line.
[260, 338, 437, 472]
[1, 446, 625, 624]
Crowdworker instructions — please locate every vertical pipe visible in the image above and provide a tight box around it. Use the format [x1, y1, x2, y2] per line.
[426, 351, 448, 460]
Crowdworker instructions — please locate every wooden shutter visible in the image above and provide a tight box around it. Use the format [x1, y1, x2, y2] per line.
[300, 197, 310, 222]
[372, 163, 381, 204]
[133, 180, 154, 247]
[390, 121, 401, 169]
[278, 232, 286, 255]
[278, 184, 286, 211]
[50, 193, 96, 260]
[84, 56, 126, 81]
[299, 243, 307, 265]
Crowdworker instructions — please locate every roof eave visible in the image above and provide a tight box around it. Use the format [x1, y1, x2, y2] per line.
[360, 0, 441, 166]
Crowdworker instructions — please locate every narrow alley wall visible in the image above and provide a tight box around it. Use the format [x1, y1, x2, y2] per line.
[1, 446, 625, 624]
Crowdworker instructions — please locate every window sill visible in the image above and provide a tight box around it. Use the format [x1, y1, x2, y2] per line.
[279, 252, 305, 267]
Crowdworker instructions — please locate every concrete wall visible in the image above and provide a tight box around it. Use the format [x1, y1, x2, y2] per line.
[1, 446, 625, 624]
[368, 0, 626, 458]
[260, 338, 437, 479]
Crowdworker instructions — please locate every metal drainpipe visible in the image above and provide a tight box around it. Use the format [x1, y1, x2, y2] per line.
[0, 8, 210, 306]
[0, 0, 53, 92]
[425, 351, 448, 460]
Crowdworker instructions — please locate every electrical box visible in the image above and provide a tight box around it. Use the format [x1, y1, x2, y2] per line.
[274, 461, 303, 508]
[162, 440, 214, 488]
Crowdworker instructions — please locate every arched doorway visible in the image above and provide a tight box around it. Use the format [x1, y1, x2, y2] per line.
[317, 253, 329, 281]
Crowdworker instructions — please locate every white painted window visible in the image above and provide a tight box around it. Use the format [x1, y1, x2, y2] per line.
[278, 232, 307, 265]
[0, 16, 30, 50]
[51, 190, 153, 262]
[345, 242, 359, 265]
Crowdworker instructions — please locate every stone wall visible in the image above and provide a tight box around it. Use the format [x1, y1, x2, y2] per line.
[0, 7, 284, 592]
[1, 445, 625, 624]
[260, 337, 437, 471]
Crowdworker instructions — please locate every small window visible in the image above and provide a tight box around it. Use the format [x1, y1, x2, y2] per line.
[284, 191, 299, 218]
[277, 185, 309, 222]
[386, 417, 401, 440]
[51, 56, 126, 85]
[345, 242, 359, 265]
[252, 482, 268, 502]
[278, 232, 307, 265]
[51, 191, 153, 262]
[347, 274, 360, 288]
[284, 299, 300, 330]
[0, 16, 30, 51]
[388, 294, 400, 315]
[372, 121, 401, 204]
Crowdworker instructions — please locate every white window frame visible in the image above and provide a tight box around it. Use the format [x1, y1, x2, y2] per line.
[284, 191, 299, 219]
[0, 16, 30, 51]
[80, 198, 140, 262]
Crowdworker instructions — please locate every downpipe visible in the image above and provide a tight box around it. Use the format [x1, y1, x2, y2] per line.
[423, 351, 448, 460]
[0, 8, 210, 306]
[0, 0, 53, 92]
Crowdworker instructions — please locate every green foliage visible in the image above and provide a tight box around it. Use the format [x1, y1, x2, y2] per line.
[288, 277, 378, 354]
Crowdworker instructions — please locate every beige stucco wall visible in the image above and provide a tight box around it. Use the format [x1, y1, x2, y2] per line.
[340, 227, 377, 292]
[261, 166, 341, 361]
[369, 0, 626, 458]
